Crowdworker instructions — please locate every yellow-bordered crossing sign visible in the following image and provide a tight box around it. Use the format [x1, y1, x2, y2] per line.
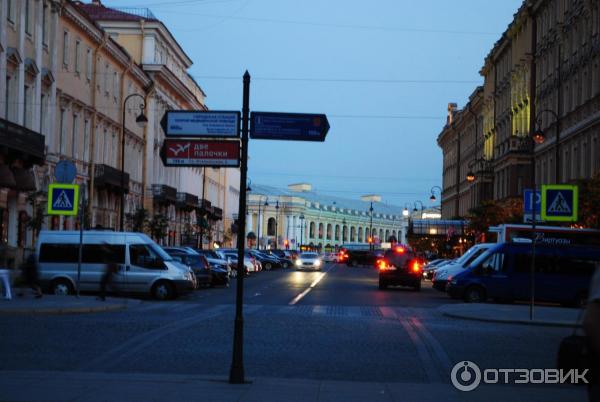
[541, 184, 578, 222]
[47, 183, 79, 216]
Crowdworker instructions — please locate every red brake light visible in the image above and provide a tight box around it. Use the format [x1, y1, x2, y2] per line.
[411, 260, 421, 273]
[395, 246, 405, 254]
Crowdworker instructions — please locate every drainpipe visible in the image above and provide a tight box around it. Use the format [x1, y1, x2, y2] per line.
[87, 32, 109, 222]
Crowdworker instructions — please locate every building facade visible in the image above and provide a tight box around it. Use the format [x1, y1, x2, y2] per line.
[246, 183, 406, 250]
[0, 0, 240, 266]
[438, 0, 600, 219]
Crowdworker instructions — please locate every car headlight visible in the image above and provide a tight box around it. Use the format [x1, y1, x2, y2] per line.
[295, 260, 302, 266]
[314, 260, 321, 267]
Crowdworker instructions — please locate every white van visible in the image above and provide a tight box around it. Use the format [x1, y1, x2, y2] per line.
[36, 231, 196, 300]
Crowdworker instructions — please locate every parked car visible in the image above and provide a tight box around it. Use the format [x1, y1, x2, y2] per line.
[377, 245, 423, 291]
[193, 249, 233, 278]
[36, 231, 195, 300]
[432, 244, 495, 291]
[219, 249, 258, 273]
[163, 247, 213, 288]
[248, 250, 282, 271]
[446, 242, 600, 306]
[295, 252, 323, 271]
[422, 259, 451, 280]
[266, 250, 294, 268]
[321, 252, 338, 263]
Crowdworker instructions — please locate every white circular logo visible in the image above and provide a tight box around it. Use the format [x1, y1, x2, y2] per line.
[451, 361, 481, 392]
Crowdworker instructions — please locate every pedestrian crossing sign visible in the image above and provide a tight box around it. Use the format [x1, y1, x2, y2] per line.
[48, 183, 79, 216]
[541, 185, 578, 222]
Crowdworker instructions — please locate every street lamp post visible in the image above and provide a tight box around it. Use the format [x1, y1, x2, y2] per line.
[299, 214, 305, 250]
[256, 196, 268, 250]
[429, 186, 442, 202]
[275, 200, 279, 249]
[368, 201, 374, 251]
[120, 94, 147, 232]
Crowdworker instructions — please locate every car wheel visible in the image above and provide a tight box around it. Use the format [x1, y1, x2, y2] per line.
[51, 279, 73, 296]
[152, 280, 174, 301]
[464, 286, 486, 303]
[378, 280, 387, 290]
[264, 262, 272, 271]
[282, 262, 289, 269]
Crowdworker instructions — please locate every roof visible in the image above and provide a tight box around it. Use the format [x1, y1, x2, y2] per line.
[249, 183, 408, 216]
[74, 3, 158, 22]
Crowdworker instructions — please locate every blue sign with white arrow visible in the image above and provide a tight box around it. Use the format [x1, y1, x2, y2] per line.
[250, 112, 330, 141]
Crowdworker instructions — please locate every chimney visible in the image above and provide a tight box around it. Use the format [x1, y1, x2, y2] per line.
[447, 103, 458, 126]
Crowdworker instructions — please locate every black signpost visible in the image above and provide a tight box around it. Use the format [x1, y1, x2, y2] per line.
[159, 72, 330, 385]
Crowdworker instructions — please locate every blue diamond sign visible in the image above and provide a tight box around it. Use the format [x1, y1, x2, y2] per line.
[541, 185, 578, 222]
[48, 183, 79, 216]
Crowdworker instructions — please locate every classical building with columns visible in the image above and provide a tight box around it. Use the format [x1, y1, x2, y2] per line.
[246, 183, 406, 250]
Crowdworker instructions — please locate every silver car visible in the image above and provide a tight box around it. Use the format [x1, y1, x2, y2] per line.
[295, 252, 323, 271]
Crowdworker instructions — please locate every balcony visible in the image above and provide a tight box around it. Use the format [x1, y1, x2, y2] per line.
[94, 164, 129, 193]
[176, 192, 199, 210]
[152, 184, 177, 204]
[0, 117, 45, 167]
[197, 198, 212, 216]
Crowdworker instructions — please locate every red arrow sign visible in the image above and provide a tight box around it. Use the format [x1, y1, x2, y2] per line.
[161, 139, 240, 167]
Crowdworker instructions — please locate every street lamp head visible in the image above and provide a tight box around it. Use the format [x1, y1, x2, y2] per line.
[466, 171, 476, 182]
[402, 208, 409, 217]
[429, 194, 436, 202]
[532, 129, 546, 144]
[135, 105, 148, 128]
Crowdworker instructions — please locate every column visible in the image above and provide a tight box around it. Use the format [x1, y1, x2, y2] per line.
[245, 212, 253, 236]
[16, 0, 25, 125]
[0, 0, 6, 120]
[33, 0, 43, 132]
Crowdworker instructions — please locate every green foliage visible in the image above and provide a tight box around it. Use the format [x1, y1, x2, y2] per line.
[127, 208, 149, 233]
[25, 191, 47, 237]
[467, 198, 523, 238]
[577, 172, 600, 229]
[148, 213, 168, 241]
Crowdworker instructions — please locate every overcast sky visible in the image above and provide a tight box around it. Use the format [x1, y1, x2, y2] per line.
[103, 0, 522, 208]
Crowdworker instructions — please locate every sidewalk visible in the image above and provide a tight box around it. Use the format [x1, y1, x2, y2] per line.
[0, 370, 585, 402]
[0, 292, 139, 315]
[439, 303, 582, 327]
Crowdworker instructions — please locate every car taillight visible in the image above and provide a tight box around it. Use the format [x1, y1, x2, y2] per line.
[411, 260, 421, 273]
[379, 260, 396, 270]
[395, 246, 405, 254]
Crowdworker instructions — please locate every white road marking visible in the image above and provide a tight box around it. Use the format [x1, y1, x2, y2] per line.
[288, 265, 334, 305]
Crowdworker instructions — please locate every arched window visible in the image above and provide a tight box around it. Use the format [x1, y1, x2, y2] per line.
[342, 226, 348, 242]
[335, 225, 340, 241]
[326, 223, 332, 240]
[309, 222, 315, 238]
[350, 227, 356, 242]
[267, 217, 276, 236]
[365, 228, 370, 238]
[379, 229, 384, 241]
[318, 222, 324, 239]
[357, 227, 363, 242]
[385, 230, 390, 241]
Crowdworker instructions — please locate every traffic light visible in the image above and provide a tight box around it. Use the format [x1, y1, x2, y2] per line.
[367, 236, 373, 244]
[284, 239, 289, 249]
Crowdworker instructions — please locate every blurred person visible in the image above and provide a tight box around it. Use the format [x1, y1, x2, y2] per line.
[583, 264, 600, 402]
[97, 244, 118, 301]
[20, 253, 42, 298]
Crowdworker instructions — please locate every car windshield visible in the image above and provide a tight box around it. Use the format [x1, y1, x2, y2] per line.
[300, 253, 318, 258]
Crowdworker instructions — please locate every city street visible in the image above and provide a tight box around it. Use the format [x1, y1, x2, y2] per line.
[0, 263, 586, 401]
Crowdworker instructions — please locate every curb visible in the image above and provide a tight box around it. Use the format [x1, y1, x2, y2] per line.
[0, 302, 130, 315]
[440, 309, 581, 328]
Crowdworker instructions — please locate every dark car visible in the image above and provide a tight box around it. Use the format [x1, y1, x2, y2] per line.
[377, 246, 423, 291]
[163, 247, 212, 288]
[248, 250, 282, 271]
[342, 247, 381, 267]
[266, 249, 293, 268]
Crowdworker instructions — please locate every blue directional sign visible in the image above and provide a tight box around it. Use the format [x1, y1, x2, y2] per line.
[250, 112, 330, 141]
[161, 111, 240, 138]
[47, 183, 79, 216]
[541, 185, 578, 222]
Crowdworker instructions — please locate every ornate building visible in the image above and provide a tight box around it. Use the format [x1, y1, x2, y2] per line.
[438, 0, 600, 219]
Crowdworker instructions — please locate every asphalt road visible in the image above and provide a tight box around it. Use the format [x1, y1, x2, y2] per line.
[0, 263, 583, 400]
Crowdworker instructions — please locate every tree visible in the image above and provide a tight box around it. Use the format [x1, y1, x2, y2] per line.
[577, 172, 600, 229]
[467, 198, 523, 240]
[127, 207, 149, 233]
[25, 191, 47, 241]
[148, 213, 168, 241]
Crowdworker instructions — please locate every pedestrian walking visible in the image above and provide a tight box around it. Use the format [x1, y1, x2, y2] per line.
[20, 253, 42, 298]
[584, 264, 600, 402]
[97, 244, 118, 301]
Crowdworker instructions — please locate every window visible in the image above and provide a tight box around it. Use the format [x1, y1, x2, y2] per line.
[39, 244, 79, 263]
[72, 114, 78, 158]
[86, 48, 92, 81]
[129, 244, 165, 269]
[75, 41, 81, 73]
[4, 76, 10, 120]
[59, 109, 66, 154]
[480, 252, 506, 273]
[83, 119, 90, 162]
[104, 64, 109, 95]
[62, 31, 69, 66]
[82, 244, 125, 264]
[7, 0, 14, 23]
[40, 93, 46, 135]
[42, 4, 48, 45]
[23, 85, 30, 127]
[25, 0, 31, 35]
[113, 71, 119, 99]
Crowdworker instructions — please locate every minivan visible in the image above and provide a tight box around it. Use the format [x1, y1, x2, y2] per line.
[446, 242, 600, 306]
[36, 231, 196, 300]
